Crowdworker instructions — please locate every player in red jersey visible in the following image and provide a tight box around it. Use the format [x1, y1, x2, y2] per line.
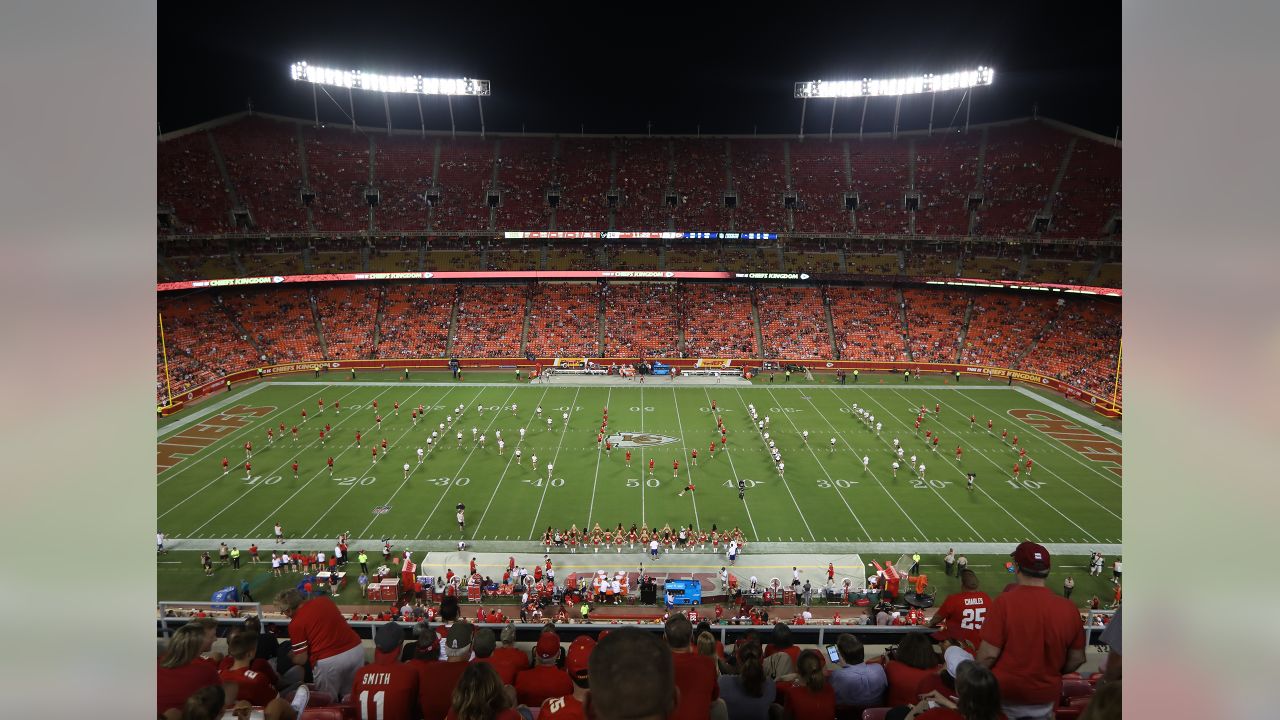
[970, 414, 977, 430]
[672, 460, 680, 478]
[319, 429, 325, 444]
[625, 450, 631, 467]
[325, 422, 331, 434]
[603, 406, 608, 417]
[244, 441, 253, 459]
[925, 430, 932, 440]
[279, 422, 286, 434]
[1018, 447, 1027, 462]
[955, 446, 963, 462]
[372, 400, 378, 413]
[828, 563, 835, 583]
[371, 447, 378, 463]
[300, 409, 306, 423]
[291, 425, 299, 443]
[327, 456, 334, 475]
[266, 428, 274, 445]
[1001, 429, 1008, 443]
[244, 461, 252, 479]
[1024, 458, 1033, 476]
[292, 462, 299, 480]
[1011, 434, 1019, 449]
[221, 457, 229, 475]
[936, 402, 941, 415]
[605, 441, 613, 457]
[1012, 462, 1020, 479]
[932, 435, 940, 451]
[679, 482, 695, 497]
[648, 459, 655, 477]
[597, 433, 603, 449]
[355, 431, 362, 448]
[318, 398, 324, 414]
[376, 415, 382, 431]
[691, 449, 698, 466]
[720, 436, 726, 449]
[333, 399, 340, 414]
[393, 401, 399, 416]
[987, 418, 994, 430]
[412, 409, 418, 425]
[914, 419, 921, 434]
[711, 399, 717, 411]
[709, 441, 716, 456]
[380, 438, 388, 453]
[352, 623, 420, 720]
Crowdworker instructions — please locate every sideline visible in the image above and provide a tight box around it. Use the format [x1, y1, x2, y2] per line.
[1014, 387, 1122, 440]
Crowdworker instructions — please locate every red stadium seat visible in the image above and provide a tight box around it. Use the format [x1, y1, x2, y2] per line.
[861, 709, 892, 720]
[299, 707, 346, 720]
[1060, 680, 1095, 704]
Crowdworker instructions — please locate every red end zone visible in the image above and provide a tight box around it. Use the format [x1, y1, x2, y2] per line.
[1008, 409, 1121, 477]
[157, 404, 276, 473]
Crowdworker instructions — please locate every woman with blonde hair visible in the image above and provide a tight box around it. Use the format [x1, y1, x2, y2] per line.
[158, 624, 221, 717]
[449, 662, 521, 720]
[697, 631, 722, 676]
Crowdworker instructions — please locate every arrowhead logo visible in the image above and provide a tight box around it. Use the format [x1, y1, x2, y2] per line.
[606, 432, 678, 448]
[272, 276, 284, 283]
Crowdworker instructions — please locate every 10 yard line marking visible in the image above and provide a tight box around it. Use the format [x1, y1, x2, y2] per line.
[472, 386, 553, 537]
[703, 388, 758, 539]
[733, 388, 816, 541]
[585, 387, 612, 528]
[525, 387, 581, 539]
[159, 385, 365, 520]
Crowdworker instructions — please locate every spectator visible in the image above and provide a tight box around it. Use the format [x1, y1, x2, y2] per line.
[775, 649, 836, 720]
[586, 627, 678, 720]
[157, 624, 221, 717]
[352, 623, 420, 720]
[1078, 680, 1121, 720]
[909, 645, 970, 709]
[976, 542, 1085, 720]
[515, 631, 572, 707]
[539, 635, 594, 719]
[218, 631, 280, 708]
[450, 662, 522, 720]
[718, 638, 776, 720]
[764, 623, 800, 677]
[275, 588, 364, 702]
[696, 631, 723, 676]
[491, 623, 531, 675]
[420, 622, 476, 720]
[928, 570, 992, 651]
[664, 613, 723, 720]
[1099, 607, 1122, 684]
[829, 633, 887, 709]
[179, 683, 227, 720]
[881, 634, 942, 707]
[902, 659, 1002, 720]
[472, 627, 518, 686]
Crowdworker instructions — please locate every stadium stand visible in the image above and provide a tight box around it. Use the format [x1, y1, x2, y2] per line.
[849, 137, 910, 235]
[902, 289, 968, 363]
[238, 239, 305, 277]
[553, 137, 611, 230]
[495, 137, 555, 231]
[903, 244, 963, 278]
[309, 239, 365, 273]
[450, 284, 528, 357]
[433, 137, 494, 231]
[376, 284, 456, 359]
[157, 131, 233, 234]
[422, 239, 483, 271]
[720, 243, 773, 272]
[366, 238, 420, 273]
[912, 131, 981, 236]
[602, 283, 681, 357]
[604, 243, 661, 270]
[728, 139, 787, 231]
[1023, 259, 1094, 285]
[313, 286, 379, 359]
[959, 292, 1060, 368]
[826, 286, 907, 361]
[1095, 262, 1121, 288]
[672, 138, 731, 230]
[790, 139, 851, 234]
[843, 253, 900, 276]
[973, 122, 1070, 236]
[157, 294, 259, 402]
[781, 241, 842, 274]
[544, 243, 599, 271]
[757, 286, 832, 359]
[1046, 138, 1121, 238]
[302, 126, 370, 232]
[524, 283, 602, 357]
[486, 241, 542, 270]
[211, 116, 308, 232]
[223, 288, 324, 364]
[664, 245, 722, 271]
[614, 138, 671, 231]
[1020, 298, 1122, 397]
[680, 284, 758, 358]
[372, 134, 434, 232]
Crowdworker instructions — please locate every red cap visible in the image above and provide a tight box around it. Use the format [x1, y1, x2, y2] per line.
[1011, 541, 1051, 574]
[565, 636, 596, 676]
[535, 631, 561, 659]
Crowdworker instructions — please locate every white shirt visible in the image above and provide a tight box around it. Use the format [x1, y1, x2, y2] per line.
[515, 449, 522, 457]
[456, 511, 465, 523]
[478, 435, 485, 443]
[650, 540, 659, 551]
[830, 438, 836, 445]
[156, 533, 164, 544]
[519, 428, 526, 437]
[536, 406, 543, 414]
[876, 423, 882, 431]
[894, 439, 900, 447]
[892, 462, 899, 469]
[793, 569, 800, 581]
[918, 464, 926, 473]
[546, 464, 553, 472]
[562, 413, 568, 421]
[417, 448, 424, 457]
[495, 431, 502, 439]
[777, 462, 785, 471]
[498, 440, 505, 449]
[472, 428, 478, 436]
[863, 457, 869, 465]
[456, 432, 462, 440]
[317, 552, 326, 563]
[512, 405, 517, 412]
[531, 456, 538, 465]
[403, 463, 410, 471]
[802, 431, 809, 438]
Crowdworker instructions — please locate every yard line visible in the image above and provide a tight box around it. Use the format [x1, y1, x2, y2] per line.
[158, 385, 365, 519]
[526, 387, 582, 539]
[944, 388, 1123, 489]
[395, 387, 520, 540]
[761, 387, 876, 540]
[585, 388, 612, 528]
[917, 387, 1122, 521]
[732, 388, 816, 541]
[799, 389, 953, 540]
[473, 386, 552, 536]
[302, 386, 456, 537]
[857, 389, 1044, 540]
[702, 388, 758, 539]
[158, 385, 330, 486]
[898, 389, 1107, 539]
[183, 385, 396, 537]
[670, 387, 701, 531]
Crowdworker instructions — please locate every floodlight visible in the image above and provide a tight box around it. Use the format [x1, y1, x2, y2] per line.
[794, 66, 993, 98]
[290, 61, 490, 96]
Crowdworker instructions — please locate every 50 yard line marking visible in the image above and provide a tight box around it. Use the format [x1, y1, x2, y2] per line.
[526, 387, 581, 539]
[585, 387, 612, 528]
[472, 386, 552, 537]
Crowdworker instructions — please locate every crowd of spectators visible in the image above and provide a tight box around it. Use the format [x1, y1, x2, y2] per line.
[552, 138, 611, 230]
[727, 139, 788, 231]
[826, 286, 908, 361]
[302, 127, 371, 232]
[902, 289, 969, 363]
[157, 295, 259, 402]
[524, 283, 602, 357]
[601, 283, 681, 357]
[158, 130, 233, 234]
[973, 123, 1070, 236]
[672, 138, 732, 230]
[756, 286, 833, 359]
[912, 132, 981, 237]
[789, 140, 851, 234]
[959, 293, 1060, 368]
[680, 284, 759, 358]
[432, 137, 495, 232]
[376, 284, 456, 359]
[211, 116, 309, 233]
[373, 134, 435, 232]
[1020, 299, 1123, 398]
[451, 284, 530, 357]
[222, 289, 324, 364]
[613, 138, 671, 231]
[313, 286, 379, 359]
[494, 137, 556, 230]
[1045, 140, 1121, 239]
[850, 138, 911, 235]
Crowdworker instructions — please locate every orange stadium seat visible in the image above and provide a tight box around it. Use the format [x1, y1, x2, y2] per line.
[728, 139, 787, 231]
[791, 139, 852, 234]
[959, 292, 1060, 368]
[602, 283, 680, 357]
[1020, 298, 1121, 398]
[973, 123, 1070, 236]
[902, 289, 968, 363]
[913, 132, 981, 236]
[672, 139, 732, 230]
[451, 284, 528, 357]
[680, 284, 757, 358]
[212, 116, 308, 233]
[495, 137, 555, 231]
[373, 134, 434, 231]
[303, 126, 370, 232]
[524, 283, 601, 357]
[433, 137, 495, 231]
[157, 131, 233, 234]
[614, 138, 671, 231]
[850, 137, 910, 235]
[377, 283, 456, 359]
[756, 286, 832, 359]
[826, 286, 907, 361]
[224, 288, 324, 364]
[313, 286, 379, 359]
[157, 294, 260, 402]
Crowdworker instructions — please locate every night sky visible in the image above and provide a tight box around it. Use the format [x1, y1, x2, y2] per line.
[160, 2, 1119, 138]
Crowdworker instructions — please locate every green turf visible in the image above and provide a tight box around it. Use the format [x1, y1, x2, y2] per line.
[157, 375, 1122, 546]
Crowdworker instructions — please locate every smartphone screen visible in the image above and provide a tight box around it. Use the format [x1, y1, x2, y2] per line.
[826, 644, 840, 663]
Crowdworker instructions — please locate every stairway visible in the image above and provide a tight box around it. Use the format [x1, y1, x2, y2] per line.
[821, 287, 839, 359]
[488, 139, 502, 232]
[309, 290, 328, 359]
[782, 140, 795, 232]
[897, 288, 914, 362]
[302, 245, 314, 273]
[518, 285, 534, 357]
[1084, 255, 1106, 285]
[1044, 137, 1078, 216]
[548, 137, 560, 232]
[666, 140, 677, 232]
[607, 144, 619, 232]
[417, 241, 427, 272]
[443, 286, 460, 357]
[955, 297, 975, 363]
[295, 125, 317, 233]
[425, 138, 442, 232]
[597, 287, 607, 357]
[1014, 302, 1063, 370]
[749, 288, 767, 358]
[371, 286, 386, 358]
[218, 298, 267, 363]
[206, 131, 243, 210]
[967, 127, 989, 236]
[724, 139, 735, 232]
[906, 138, 917, 235]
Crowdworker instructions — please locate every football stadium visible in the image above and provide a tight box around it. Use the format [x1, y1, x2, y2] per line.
[157, 8, 1122, 720]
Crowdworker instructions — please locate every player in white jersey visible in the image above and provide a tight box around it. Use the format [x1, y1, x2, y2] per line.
[966, 472, 975, 491]
[536, 405, 543, 418]
[439, 422, 445, 433]
[869, 414, 875, 425]
[777, 461, 785, 476]
[897, 447, 905, 461]
[514, 448, 523, 465]
[495, 430, 502, 441]
[768, 440, 775, 449]
[478, 405, 485, 416]
[497, 439, 505, 455]
[403, 463, 411, 480]
[531, 454, 538, 469]
[511, 403, 518, 416]
[875, 422, 882, 435]
[893, 437, 900, 448]
[456, 431, 463, 448]
[562, 412, 569, 425]
[478, 434, 486, 448]
[417, 447, 425, 464]
[447, 415, 453, 425]
[863, 455, 870, 472]
[891, 461, 900, 478]
[758, 420, 765, 431]
[519, 427, 526, 440]
[546, 462, 554, 480]
[547, 418, 554, 430]
[431, 431, 438, 442]
[802, 430, 809, 444]
[918, 463, 926, 478]
[426, 436, 434, 450]
[764, 415, 770, 428]
[472, 427, 478, 440]
[829, 437, 837, 452]
[456, 404, 464, 415]
[910, 454, 918, 467]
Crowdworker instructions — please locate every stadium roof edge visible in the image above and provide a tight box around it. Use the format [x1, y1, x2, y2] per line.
[159, 110, 1118, 147]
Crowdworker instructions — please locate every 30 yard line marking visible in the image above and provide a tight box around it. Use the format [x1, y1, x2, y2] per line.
[670, 388, 701, 531]
[159, 385, 366, 520]
[585, 387, 612, 528]
[733, 388, 816, 541]
[526, 387, 581, 539]
[472, 386, 553, 537]
[400, 387, 520, 540]
[703, 388, 758, 539]
[764, 387, 875, 540]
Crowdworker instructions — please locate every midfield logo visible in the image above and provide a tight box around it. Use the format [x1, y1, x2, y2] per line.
[606, 432, 679, 448]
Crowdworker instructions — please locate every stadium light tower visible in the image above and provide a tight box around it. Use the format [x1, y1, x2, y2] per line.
[290, 61, 492, 138]
[793, 66, 994, 140]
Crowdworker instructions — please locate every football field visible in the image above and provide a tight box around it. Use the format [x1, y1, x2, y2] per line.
[157, 373, 1122, 549]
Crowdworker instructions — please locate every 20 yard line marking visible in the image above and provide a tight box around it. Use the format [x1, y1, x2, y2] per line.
[526, 387, 581, 539]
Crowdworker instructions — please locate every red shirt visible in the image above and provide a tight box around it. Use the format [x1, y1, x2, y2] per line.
[980, 585, 1085, 705]
[673, 461, 679, 470]
[446, 709, 521, 720]
[540, 694, 587, 720]
[626, 452, 632, 461]
[884, 660, 942, 707]
[157, 658, 220, 714]
[670, 652, 719, 720]
[220, 664, 278, 706]
[932, 590, 993, 650]
[288, 595, 361, 664]
[649, 460, 655, 469]
[691, 450, 697, 458]
[765, 645, 802, 669]
[515, 665, 573, 707]
[292, 463, 299, 473]
[777, 681, 837, 720]
[492, 646, 531, 674]
[475, 656, 520, 686]
[417, 660, 471, 720]
[917, 709, 1007, 720]
[914, 672, 959, 704]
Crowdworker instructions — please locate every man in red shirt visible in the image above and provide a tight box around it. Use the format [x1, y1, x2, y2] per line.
[418, 623, 475, 720]
[625, 450, 632, 467]
[928, 570, 992, 651]
[291, 461, 299, 480]
[515, 632, 572, 707]
[648, 459, 655, 477]
[276, 588, 364, 701]
[539, 635, 594, 720]
[222, 456, 229, 475]
[491, 623, 531, 677]
[665, 613, 721, 720]
[672, 460, 679, 478]
[471, 627, 519, 686]
[977, 542, 1086, 719]
[219, 630, 280, 707]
